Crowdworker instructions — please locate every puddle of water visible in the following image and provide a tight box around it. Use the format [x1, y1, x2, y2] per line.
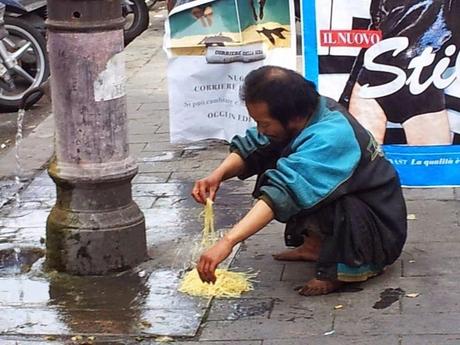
[0, 257, 209, 337]
[2, 209, 49, 228]
[43, 270, 150, 335]
[372, 288, 405, 309]
[1, 308, 68, 335]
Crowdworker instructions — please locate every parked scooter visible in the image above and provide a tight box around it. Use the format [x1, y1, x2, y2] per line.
[0, 0, 46, 35]
[123, 0, 150, 45]
[0, 0, 150, 111]
[146, 0, 159, 10]
[0, 1, 49, 111]
[2, 0, 150, 46]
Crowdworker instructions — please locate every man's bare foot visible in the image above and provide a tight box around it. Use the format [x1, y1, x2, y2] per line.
[298, 278, 344, 296]
[272, 244, 319, 262]
[273, 234, 321, 262]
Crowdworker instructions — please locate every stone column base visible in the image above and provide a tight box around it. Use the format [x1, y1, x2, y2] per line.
[46, 163, 147, 275]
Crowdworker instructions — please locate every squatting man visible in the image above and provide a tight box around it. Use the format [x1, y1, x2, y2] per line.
[192, 66, 407, 296]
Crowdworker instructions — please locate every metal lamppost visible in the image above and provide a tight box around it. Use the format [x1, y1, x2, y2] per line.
[45, 0, 147, 274]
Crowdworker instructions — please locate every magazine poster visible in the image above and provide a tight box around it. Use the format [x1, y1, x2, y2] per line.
[301, 0, 460, 186]
[165, 0, 296, 143]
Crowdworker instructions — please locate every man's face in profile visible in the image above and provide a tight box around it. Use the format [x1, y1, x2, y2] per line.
[246, 101, 292, 143]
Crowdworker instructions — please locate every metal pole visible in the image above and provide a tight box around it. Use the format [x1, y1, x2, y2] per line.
[46, 0, 147, 274]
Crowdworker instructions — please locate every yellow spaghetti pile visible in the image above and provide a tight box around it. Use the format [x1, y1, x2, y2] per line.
[179, 198, 256, 298]
[178, 268, 256, 298]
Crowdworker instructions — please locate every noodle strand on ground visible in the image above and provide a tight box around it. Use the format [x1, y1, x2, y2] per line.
[179, 198, 256, 298]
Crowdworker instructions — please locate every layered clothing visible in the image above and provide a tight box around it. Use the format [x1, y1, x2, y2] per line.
[230, 96, 407, 281]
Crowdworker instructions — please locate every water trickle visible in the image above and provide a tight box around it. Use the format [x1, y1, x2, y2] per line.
[14, 108, 26, 204]
[13, 247, 21, 262]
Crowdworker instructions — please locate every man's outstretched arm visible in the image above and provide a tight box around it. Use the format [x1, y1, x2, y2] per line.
[197, 199, 274, 283]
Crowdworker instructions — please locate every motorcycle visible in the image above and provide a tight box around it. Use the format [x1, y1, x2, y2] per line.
[0, 1, 49, 111]
[0, 0, 150, 111]
[2, 0, 150, 46]
[123, 0, 150, 45]
[146, 0, 159, 10]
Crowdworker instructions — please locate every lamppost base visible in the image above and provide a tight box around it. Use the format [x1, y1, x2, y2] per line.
[45, 162, 147, 275]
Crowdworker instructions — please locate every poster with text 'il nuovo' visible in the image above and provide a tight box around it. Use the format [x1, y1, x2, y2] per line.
[165, 0, 296, 143]
[302, 0, 460, 186]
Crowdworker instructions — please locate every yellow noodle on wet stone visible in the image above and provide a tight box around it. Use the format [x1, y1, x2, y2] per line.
[201, 198, 217, 247]
[179, 198, 256, 298]
[179, 268, 256, 298]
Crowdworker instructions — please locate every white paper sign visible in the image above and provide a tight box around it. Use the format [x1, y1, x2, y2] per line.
[165, 0, 296, 143]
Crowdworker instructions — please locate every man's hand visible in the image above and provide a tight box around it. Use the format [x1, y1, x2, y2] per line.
[192, 173, 222, 204]
[191, 153, 246, 204]
[196, 200, 275, 284]
[197, 238, 234, 283]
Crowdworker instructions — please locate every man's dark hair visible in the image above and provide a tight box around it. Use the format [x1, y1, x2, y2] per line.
[241, 66, 319, 126]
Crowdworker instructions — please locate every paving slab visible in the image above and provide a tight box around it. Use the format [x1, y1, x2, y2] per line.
[200, 314, 334, 341]
[401, 335, 460, 345]
[172, 342, 262, 345]
[403, 187, 456, 200]
[455, 188, 460, 200]
[334, 312, 460, 336]
[398, 276, 460, 313]
[401, 252, 460, 277]
[206, 298, 274, 321]
[231, 256, 285, 282]
[0, 339, 58, 345]
[280, 261, 317, 281]
[405, 200, 459, 243]
[263, 336, 400, 345]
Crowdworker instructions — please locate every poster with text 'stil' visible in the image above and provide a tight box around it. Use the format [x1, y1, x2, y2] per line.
[301, 0, 460, 186]
[165, 0, 296, 143]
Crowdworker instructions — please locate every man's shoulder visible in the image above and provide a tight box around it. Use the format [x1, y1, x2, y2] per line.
[308, 99, 355, 136]
[323, 96, 349, 114]
[316, 96, 372, 139]
[295, 118, 358, 152]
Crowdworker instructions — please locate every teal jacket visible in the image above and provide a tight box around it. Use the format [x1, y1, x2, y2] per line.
[231, 96, 407, 273]
[230, 97, 402, 224]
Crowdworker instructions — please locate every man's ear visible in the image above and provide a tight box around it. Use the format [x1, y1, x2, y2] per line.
[291, 115, 305, 125]
[286, 115, 308, 131]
